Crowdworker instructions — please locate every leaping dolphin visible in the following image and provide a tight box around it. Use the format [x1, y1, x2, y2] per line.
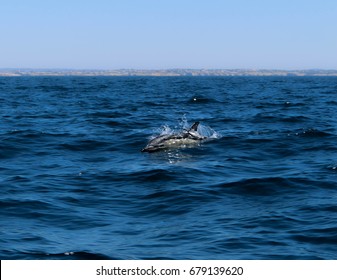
[141, 122, 206, 153]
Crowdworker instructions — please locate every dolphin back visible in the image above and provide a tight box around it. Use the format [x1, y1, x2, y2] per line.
[141, 121, 205, 153]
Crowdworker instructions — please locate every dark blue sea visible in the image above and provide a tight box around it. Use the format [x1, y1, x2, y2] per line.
[1, 76, 337, 260]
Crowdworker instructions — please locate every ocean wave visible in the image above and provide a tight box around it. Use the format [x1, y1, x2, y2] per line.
[6, 251, 113, 260]
[2, 76, 337, 260]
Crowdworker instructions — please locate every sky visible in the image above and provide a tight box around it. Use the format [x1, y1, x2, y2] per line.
[1, 0, 337, 70]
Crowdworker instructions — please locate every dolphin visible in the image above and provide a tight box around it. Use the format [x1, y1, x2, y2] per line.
[141, 122, 206, 152]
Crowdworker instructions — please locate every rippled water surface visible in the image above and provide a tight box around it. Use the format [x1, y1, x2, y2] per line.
[1, 76, 337, 259]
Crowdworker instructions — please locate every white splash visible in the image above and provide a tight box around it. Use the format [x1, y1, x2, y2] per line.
[149, 117, 222, 140]
[198, 123, 222, 139]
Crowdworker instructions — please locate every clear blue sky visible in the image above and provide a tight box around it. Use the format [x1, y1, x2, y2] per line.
[1, 0, 336, 70]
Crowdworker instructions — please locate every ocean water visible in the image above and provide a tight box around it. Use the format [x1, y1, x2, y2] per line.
[1, 76, 337, 260]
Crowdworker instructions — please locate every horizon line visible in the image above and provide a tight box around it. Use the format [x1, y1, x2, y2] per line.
[1, 67, 337, 71]
[1, 68, 337, 77]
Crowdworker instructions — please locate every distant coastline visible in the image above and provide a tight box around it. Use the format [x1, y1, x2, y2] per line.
[1, 68, 337, 77]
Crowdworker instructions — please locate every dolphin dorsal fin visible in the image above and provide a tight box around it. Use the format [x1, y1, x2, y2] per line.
[189, 122, 200, 132]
